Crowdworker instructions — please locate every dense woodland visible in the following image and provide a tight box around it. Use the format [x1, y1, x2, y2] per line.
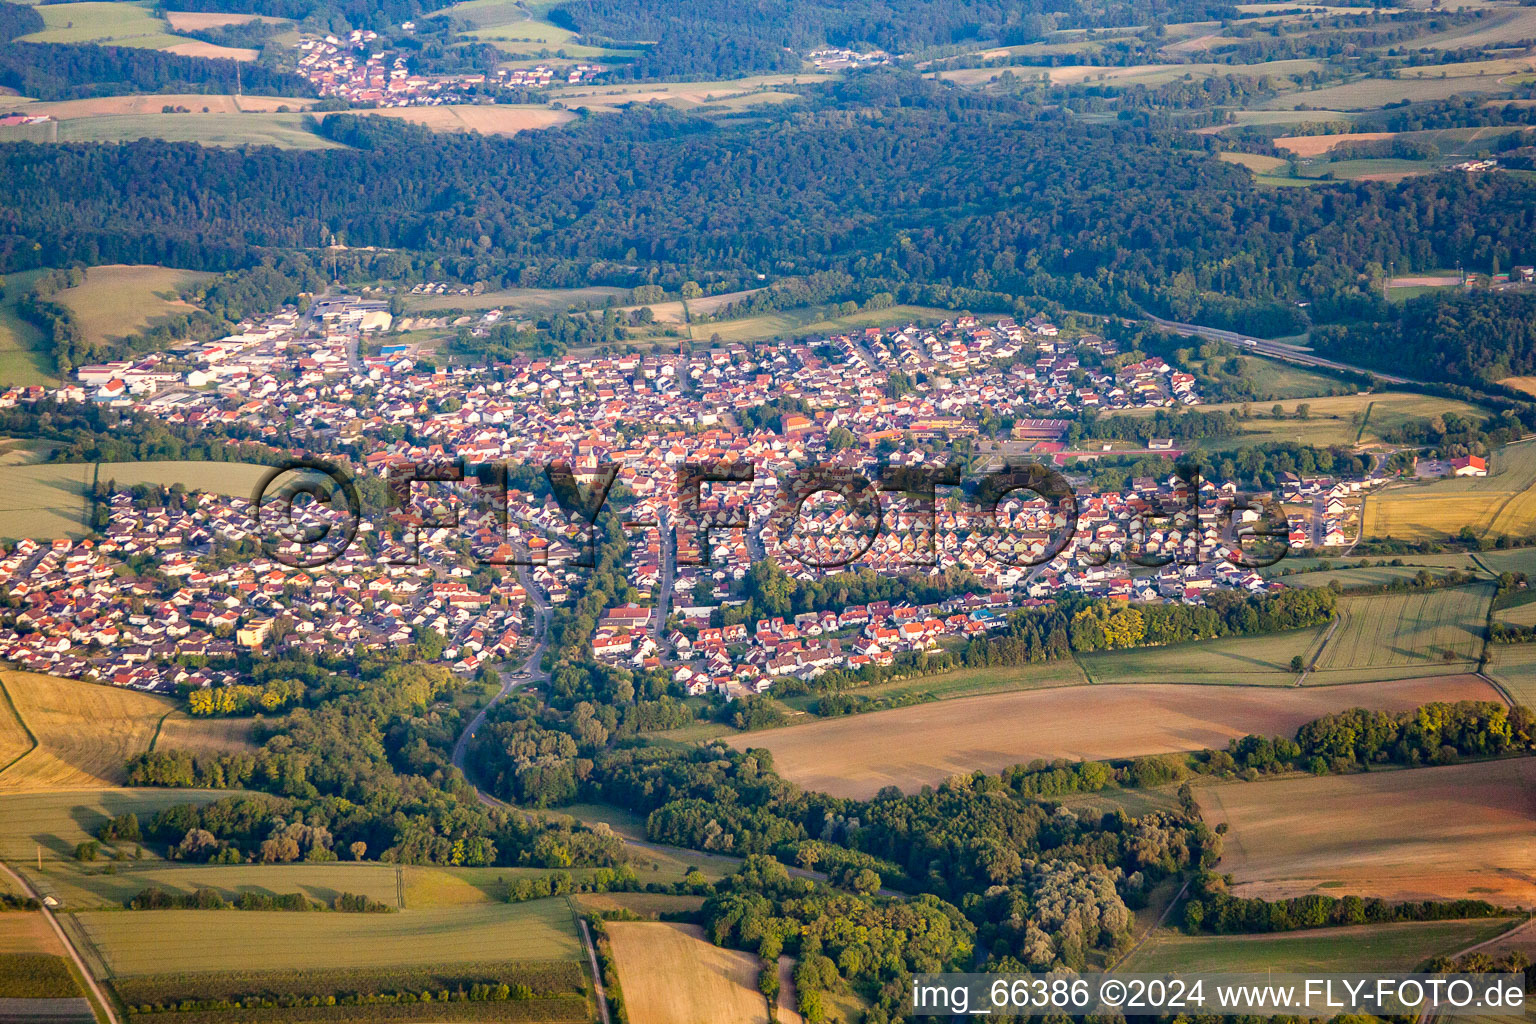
[1313, 291, 1536, 387]
[2, 96, 1534, 337]
[0, 40, 313, 101]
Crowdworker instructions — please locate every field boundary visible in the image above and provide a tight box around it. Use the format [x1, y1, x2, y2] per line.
[0, 673, 39, 781]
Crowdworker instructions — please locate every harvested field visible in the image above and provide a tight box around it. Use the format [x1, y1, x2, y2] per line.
[1485, 641, 1536, 710]
[0, 913, 65, 956]
[606, 922, 769, 1024]
[1218, 152, 1290, 174]
[1365, 441, 1536, 541]
[162, 10, 288, 30]
[1274, 131, 1394, 156]
[358, 105, 574, 135]
[0, 671, 173, 792]
[1499, 376, 1536, 397]
[1197, 758, 1536, 903]
[737, 676, 1502, 799]
[160, 39, 258, 59]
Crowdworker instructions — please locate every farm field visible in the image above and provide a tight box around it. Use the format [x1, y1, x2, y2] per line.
[93, 460, 271, 497]
[1077, 626, 1327, 686]
[73, 898, 582, 975]
[735, 676, 1501, 799]
[151, 711, 257, 757]
[0, 461, 90, 540]
[357, 104, 574, 135]
[1262, 70, 1521, 110]
[162, 10, 291, 30]
[1365, 441, 1536, 541]
[0, 268, 54, 386]
[777, 659, 1090, 714]
[1218, 151, 1290, 174]
[52, 265, 214, 352]
[18, 0, 180, 46]
[545, 73, 838, 108]
[0, 671, 175, 792]
[405, 284, 627, 313]
[1485, 641, 1536, 710]
[605, 922, 770, 1024]
[0, 787, 232, 861]
[17, 95, 310, 118]
[1137, 390, 1486, 450]
[42, 112, 339, 149]
[1302, 586, 1492, 682]
[1196, 758, 1536, 903]
[1124, 919, 1520, 973]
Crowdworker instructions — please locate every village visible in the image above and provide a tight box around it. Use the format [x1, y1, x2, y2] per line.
[0, 294, 1442, 700]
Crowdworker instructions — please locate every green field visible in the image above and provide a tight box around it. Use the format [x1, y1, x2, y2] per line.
[1077, 626, 1327, 686]
[1263, 72, 1521, 111]
[18, 0, 183, 46]
[0, 788, 233, 863]
[1485, 641, 1536, 710]
[1276, 561, 1489, 589]
[1306, 585, 1492, 681]
[1124, 919, 1518, 973]
[73, 899, 581, 975]
[777, 659, 1090, 714]
[0, 460, 272, 541]
[40, 112, 342, 150]
[404, 284, 628, 314]
[0, 269, 55, 386]
[54, 265, 215, 351]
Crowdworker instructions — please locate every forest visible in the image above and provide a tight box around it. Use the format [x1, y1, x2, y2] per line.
[0, 40, 314, 101]
[1313, 291, 1536, 387]
[2, 94, 1535, 336]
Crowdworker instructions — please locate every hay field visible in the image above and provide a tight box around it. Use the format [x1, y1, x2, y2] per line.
[1124, 919, 1519, 973]
[163, 10, 288, 29]
[607, 922, 769, 1024]
[1304, 586, 1492, 682]
[54, 265, 214, 351]
[0, 913, 66, 956]
[1499, 376, 1536, 397]
[1218, 152, 1290, 174]
[38, 862, 408, 911]
[1197, 758, 1536, 903]
[24, 95, 292, 118]
[736, 676, 1500, 799]
[76, 899, 581, 975]
[1274, 131, 1394, 156]
[0, 671, 174, 793]
[1408, 6, 1536, 47]
[406, 284, 627, 313]
[357, 105, 574, 135]
[1078, 626, 1327, 686]
[1263, 73, 1517, 110]
[160, 39, 258, 59]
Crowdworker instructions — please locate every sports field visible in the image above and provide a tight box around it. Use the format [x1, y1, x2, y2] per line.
[1078, 626, 1327, 686]
[735, 676, 1501, 798]
[1197, 758, 1536, 903]
[1124, 919, 1519, 973]
[0, 671, 174, 793]
[1303, 586, 1492, 682]
[74, 898, 581, 975]
[606, 922, 770, 1024]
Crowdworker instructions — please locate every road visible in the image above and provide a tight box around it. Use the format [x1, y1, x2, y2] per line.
[576, 918, 613, 1024]
[0, 860, 119, 1024]
[450, 562, 551, 800]
[648, 508, 675, 639]
[1144, 314, 1421, 386]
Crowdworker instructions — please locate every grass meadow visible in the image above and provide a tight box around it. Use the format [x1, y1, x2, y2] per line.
[1124, 919, 1519, 973]
[1077, 627, 1326, 686]
[0, 268, 55, 386]
[53, 265, 214, 350]
[73, 899, 582, 975]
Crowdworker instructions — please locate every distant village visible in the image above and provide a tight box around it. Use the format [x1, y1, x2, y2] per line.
[0, 293, 1444, 699]
[293, 31, 601, 106]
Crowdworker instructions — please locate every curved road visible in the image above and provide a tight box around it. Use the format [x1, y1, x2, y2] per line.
[1144, 314, 1421, 386]
[450, 563, 551, 799]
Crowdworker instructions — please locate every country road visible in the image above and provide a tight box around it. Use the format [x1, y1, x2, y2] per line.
[0, 860, 119, 1024]
[451, 562, 550, 799]
[1143, 314, 1421, 386]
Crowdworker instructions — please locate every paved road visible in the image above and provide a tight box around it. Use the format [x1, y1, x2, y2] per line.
[0, 860, 119, 1024]
[648, 508, 675, 640]
[450, 563, 551, 799]
[1144, 314, 1420, 386]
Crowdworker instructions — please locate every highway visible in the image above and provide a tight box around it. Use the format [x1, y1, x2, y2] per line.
[1143, 314, 1421, 386]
